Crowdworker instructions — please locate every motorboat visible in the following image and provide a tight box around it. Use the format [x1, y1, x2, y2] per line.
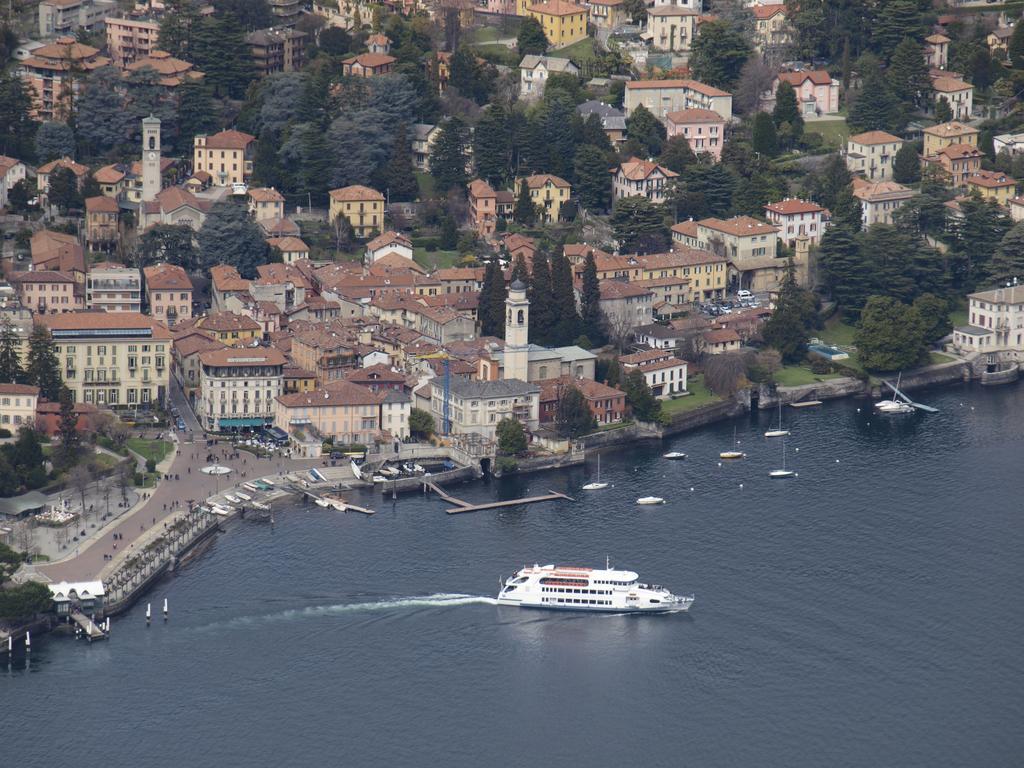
[372, 475, 388, 483]
[719, 450, 746, 459]
[497, 563, 693, 613]
[315, 498, 330, 507]
[350, 460, 364, 481]
[662, 451, 687, 460]
[764, 400, 790, 438]
[250, 501, 270, 511]
[234, 491, 252, 501]
[582, 454, 608, 491]
[637, 496, 666, 505]
[224, 494, 241, 504]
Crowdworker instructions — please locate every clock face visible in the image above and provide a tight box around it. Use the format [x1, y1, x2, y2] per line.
[148, 151, 157, 160]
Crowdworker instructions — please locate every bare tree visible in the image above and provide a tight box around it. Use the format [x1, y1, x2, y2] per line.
[68, 463, 93, 522]
[117, 461, 132, 504]
[703, 352, 751, 396]
[733, 57, 775, 116]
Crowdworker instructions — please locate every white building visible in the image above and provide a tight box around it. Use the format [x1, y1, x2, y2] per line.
[932, 76, 973, 121]
[86, 262, 142, 313]
[197, 346, 287, 432]
[994, 132, 1024, 156]
[623, 357, 687, 399]
[846, 131, 904, 181]
[431, 377, 540, 439]
[0, 155, 27, 209]
[953, 285, 1024, 355]
[624, 79, 733, 121]
[763, 198, 827, 247]
[851, 179, 917, 228]
[519, 55, 579, 99]
[611, 158, 678, 204]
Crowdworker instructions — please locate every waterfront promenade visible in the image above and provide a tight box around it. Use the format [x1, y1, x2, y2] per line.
[32, 438, 325, 584]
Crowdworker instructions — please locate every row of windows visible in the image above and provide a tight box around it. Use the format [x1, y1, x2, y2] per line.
[543, 598, 612, 606]
[541, 587, 612, 595]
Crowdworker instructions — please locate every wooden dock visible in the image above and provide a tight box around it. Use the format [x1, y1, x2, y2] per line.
[71, 612, 107, 641]
[790, 400, 823, 408]
[304, 491, 376, 515]
[423, 481, 574, 514]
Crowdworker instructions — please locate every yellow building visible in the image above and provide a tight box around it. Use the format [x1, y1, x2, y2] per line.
[518, 174, 571, 223]
[193, 129, 256, 187]
[193, 311, 263, 346]
[329, 184, 385, 237]
[586, 0, 625, 30]
[966, 171, 1017, 206]
[922, 121, 979, 158]
[526, 0, 588, 48]
[38, 312, 171, 408]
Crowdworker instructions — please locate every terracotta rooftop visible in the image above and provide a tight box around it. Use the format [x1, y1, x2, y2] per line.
[599, 281, 652, 300]
[278, 381, 383, 408]
[0, 383, 39, 396]
[764, 198, 824, 216]
[527, 0, 587, 16]
[665, 108, 723, 124]
[700, 216, 779, 237]
[616, 157, 678, 181]
[342, 53, 396, 68]
[625, 78, 730, 97]
[932, 76, 972, 93]
[38, 311, 172, 338]
[248, 187, 285, 202]
[198, 129, 255, 150]
[329, 184, 385, 202]
[196, 311, 261, 333]
[522, 173, 570, 189]
[198, 346, 286, 367]
[366, 230, 412, 251]
[922, 121, 978, 138]
[85, 195, 119, 213]
[849, 130, 903, 146]
[777, 69, 832, 86]
[966, 170, 1016, 189]
[751, 3, 784, 19]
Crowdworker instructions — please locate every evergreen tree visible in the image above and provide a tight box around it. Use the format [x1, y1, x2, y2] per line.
[818, 227, 867, 319]
[888, 37, 931, 110]
[510, 254, 530, 286]
[675, 163, 735, 218]
[622, 368, 661, 422]
[581, 113, 613, 155]
[46, 167, 81, 214]
[514, 182, 537, 225]
[659, 135, 697, 174]
[934, 95, 952, 123]
[611, 196, 669, 254]
[751, 112, 779, 157]
[473, 106, 511, 187]
[555, 386, 596, 438]
[830, 186, 863, 232]
[191, 14, 254, 99]
[892, 143, 921, 184]
[429, 117, 470, 193]
[987, 222, 1024, 287]
[197, 200, 270, 277]
[625, 104, 666, 157]
[253, 128, 284, 189]
[478, 259, 508, 338]
[622, 0, 646, 24]
[573, 145, 612, 212]
[800, 153, 851, 211]
[912, 293, 952, 344]
[0, 316, 24, 384]
[158, 0, 201, 57]
[26, 326, 62, 402]
[139, 224, 199, 271]
[579, 252, 606, 346]
[300, 125, 333, 202]
[496, 417, 528, 455]
[536, 92, 583, 181]
[76, 67, 132, 158]
[517, 17, 548, 57]
[528, 253, 555, 345]
[872, 0, 925, 57]
[1010, 20, 1024, 69]
[449, 45, 486, 103]
[689, 20, 752, 90]
[848, 65, 901, 133]
[854, 296, 926, 371]
[772, 80, 804, 148]
[550, 253, 581, 345]
[382, 124, 418, 202]
[54, 387, 81, 469]
[762, 262, 813, 362]
[35, 122, 75, 163]
[439, 216, 458, 250]
[948, 198, 1013, 290]
[176, 81, 217, 151]
[0, 74, 37, 160]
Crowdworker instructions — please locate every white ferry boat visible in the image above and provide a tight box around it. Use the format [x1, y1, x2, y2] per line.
[497, 564, 694, 613]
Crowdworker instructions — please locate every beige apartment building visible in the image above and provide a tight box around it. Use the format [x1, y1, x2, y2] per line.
[624, 79, 733, 121]
[197, 346, 286, 432]
[106, 16, 160, 68]
[38, 312, 172, 408]
[846, 131, 904, 181]
[0, 383, 40, 430]
[86, 262, 142, 313]
[275, 381, 384, 445]
[144, 263, 193, 325]
[193, 130, 256, 187]
[329, 185, 385, 237]
[922, 121, 979, 157]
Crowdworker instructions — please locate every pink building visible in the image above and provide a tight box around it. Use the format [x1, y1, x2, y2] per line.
[12, 270, 84, 314]
[664, 108, 726, 160]
[769, 70, 839, 116]
[763, 198, 828, 247]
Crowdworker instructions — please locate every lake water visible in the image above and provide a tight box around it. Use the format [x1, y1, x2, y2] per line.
[5, 383, 1024, 768]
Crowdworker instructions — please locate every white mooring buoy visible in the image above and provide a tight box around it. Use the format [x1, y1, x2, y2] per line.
[163, 598, 168, 621]
[146, 603, 151, 625]
[25, 630, 30, 652]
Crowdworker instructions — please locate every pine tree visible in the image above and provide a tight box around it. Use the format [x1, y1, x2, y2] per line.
[830, 186, 863, 232]
[888, 37, 931, 110]
[677, 163, 735, 218]
[528, 253, 554, 346]
[772, 80, 804, 148]
[624, 104, 665, 157]
[473, 106, 511, 187]
[191, 14, 254, 99]
[818, 226, 867, 319]
[383, 124, 418, 202]
[429, 117, 470, 193]
[611, 196, 669, 254]
[573, 145, 611, 212]
[800, 153, 852, 211]
[510, 254, 530, 286]
[1010, 21, 1024, 69]
[892, 143, 921, 184]
[159, 0, 201, 57]
[689, 20, 752, 90]
[55, 386, 81, 469]
[987, 222, 1024, 286]
[935, 95, 952, 123]
[751, 112, 779, 157]
[855, 296, 926, 372]
[26, 326, 62, 402]
[0, 73, 37, 160]
[176, 80, 217, 152]
[579, 252, 606, 346]
[0, 316, 25, 384]
[517, 17, 548, 57]
[47, 167, 81, 214]
[555, 385, 596, 438]
[479, 259, 508, 338]
[514, 182, 537, 225]
[550, 253, 581, 346]
[659, 135, 697, 174]
[848, 66, 901, 133]
[872, 0, 925, 57]
[581, 113, 613, 155]
[622, 368, 661, 422]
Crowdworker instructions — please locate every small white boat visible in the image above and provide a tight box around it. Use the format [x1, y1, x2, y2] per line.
[315, 498, 330, 507]
[211, 506, 232, 517]
[875, 372, 915, 414]
[224, 494, 241, 504]
[372, 475, 388, 483]
[413, 464, 425, 473]
[719, 450, 746, 459]
[765, 400, 790, 438]
[350, 460, 363, 480]
[663, 451, 687, 460]
[769, 440, 796, 479]
[582, 455, 609, 490]
[242, 482, 261, 492]
[234, 491, 252, 501]
[250, 501, 270, 511]
[637, 496, 666, 505]
[260, 478, 276, 487]
[379, 466, 400, 477]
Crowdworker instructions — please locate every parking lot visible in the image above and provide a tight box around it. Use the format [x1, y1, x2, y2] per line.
[699, 291, 770, 318]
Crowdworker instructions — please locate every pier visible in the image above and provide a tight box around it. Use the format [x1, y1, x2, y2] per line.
[423, 481, 574, 514]
[71, 612, 108, 641]
[301, 490, 376, 515]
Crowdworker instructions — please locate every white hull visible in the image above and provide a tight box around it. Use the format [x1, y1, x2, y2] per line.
[582, 482, 609, 490]
[663, 452, 686, 459]
[720, 451, 745, 459]
[764, 430, 790, 438]
[498, 564, 693, 613]
[637, 497, 665, 505]
[769, 469, 795, 478]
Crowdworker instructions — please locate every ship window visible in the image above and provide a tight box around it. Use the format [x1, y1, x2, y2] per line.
[504, 585, 517, 591]
[650, 599, 661, 604]
[513, 577, 528, 584]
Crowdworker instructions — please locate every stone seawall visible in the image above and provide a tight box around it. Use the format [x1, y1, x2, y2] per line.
[663, 400, 745, 435]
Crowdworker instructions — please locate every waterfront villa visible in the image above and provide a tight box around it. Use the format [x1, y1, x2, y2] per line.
[953, 285, 1024, 355]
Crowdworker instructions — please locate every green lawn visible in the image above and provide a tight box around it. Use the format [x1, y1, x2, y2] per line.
[556, 37, 598, 64]
[414, 171, 436, 200]
[414, 247, 461, 270]
[804, 119, 850, 149]
[126, 438, 173, 464]
[472, 43, 520, 67]
[92, 453, 121, 471]
[950, 308, 968, 328]
[929, 352, 956, 365]
[817, 315, 857, 347]
[467, 26, 503, 44]
[774, 365, 841, 387]
[661, 375, 722, 415]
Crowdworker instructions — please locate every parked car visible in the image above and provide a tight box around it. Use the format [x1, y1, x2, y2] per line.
[736, 290, 753, 301]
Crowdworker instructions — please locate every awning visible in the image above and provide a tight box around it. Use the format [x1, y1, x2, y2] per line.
[217, 418, 267, 428]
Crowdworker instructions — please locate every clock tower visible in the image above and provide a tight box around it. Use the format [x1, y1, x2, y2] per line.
[141, 115, 161, 203]
[504, 279, 529, 382]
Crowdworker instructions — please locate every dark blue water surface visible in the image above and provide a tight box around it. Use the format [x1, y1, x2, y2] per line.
[5, 383, 1024, 768]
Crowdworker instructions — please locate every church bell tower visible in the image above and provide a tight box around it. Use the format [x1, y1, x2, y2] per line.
[504, 279, 529, 382]
[141, 115, 161, 203]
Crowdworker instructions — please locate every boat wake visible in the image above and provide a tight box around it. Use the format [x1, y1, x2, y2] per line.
[199, 594, 498, 631]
